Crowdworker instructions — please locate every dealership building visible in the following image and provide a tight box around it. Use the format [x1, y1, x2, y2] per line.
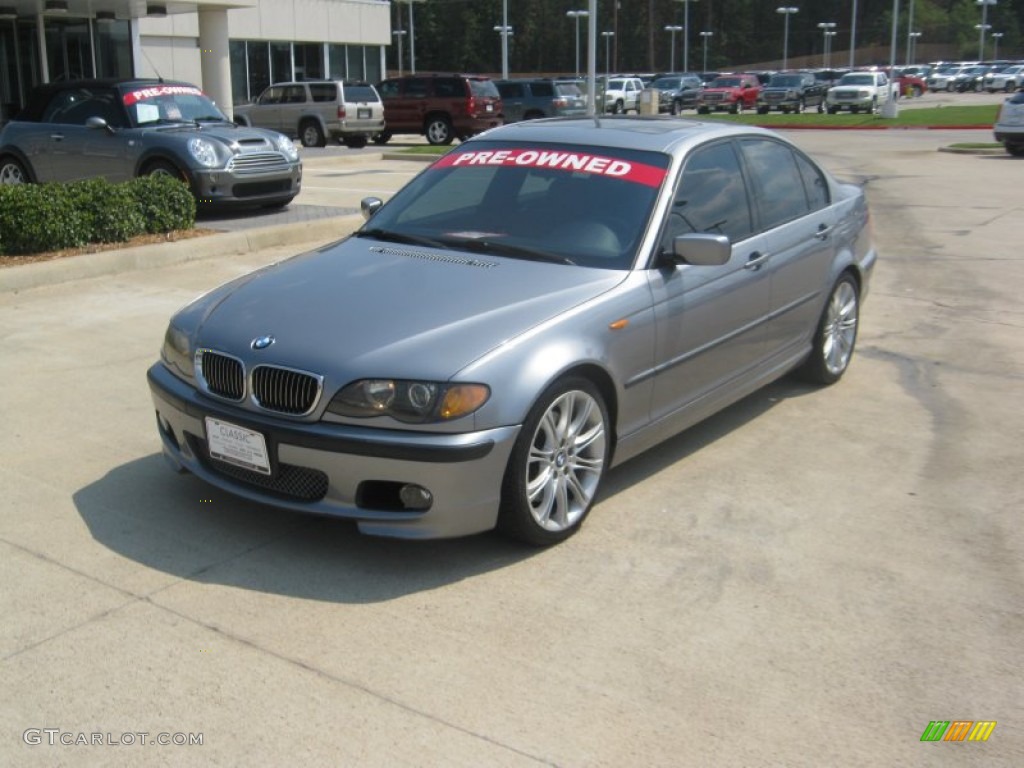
[0, 0, 391, 120]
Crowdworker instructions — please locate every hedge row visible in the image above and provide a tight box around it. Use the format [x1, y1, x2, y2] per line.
[0, 175, 196, 256]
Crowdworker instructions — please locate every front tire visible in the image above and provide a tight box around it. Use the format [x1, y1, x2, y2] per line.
[425, 115, 454, 145]
[798, 274, 859, 385]
[0, 157, 29, 184]
[498, 378, 610, 546]
[300, 121, 326, 148]
[143, 160, 187, 183]
[342, 135, 368, 149]
[1006, 143, 1024, 157]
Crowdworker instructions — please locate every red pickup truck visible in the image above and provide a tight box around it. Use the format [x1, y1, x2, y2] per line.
[696, 74, 762, 114]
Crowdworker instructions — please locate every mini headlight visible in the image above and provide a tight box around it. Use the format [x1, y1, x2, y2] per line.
[328, 380, 489, 423]
[273, 134, 300, 161]
[188, 137, 219, 167]
[161, 324, 193, 379]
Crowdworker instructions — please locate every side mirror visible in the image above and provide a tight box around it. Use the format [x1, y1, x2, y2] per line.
[669, 233, 731, 266]
[85, 116, 114, 134]
[360, 196, 384, 221]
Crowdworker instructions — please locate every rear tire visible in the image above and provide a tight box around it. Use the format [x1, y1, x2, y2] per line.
[1006, 143, 1024, 157]
[372, 131, 391, 145]
[342, 135, 368, 149]
[797, 274, 860, 385]
[425, 115, 454, 145]
[497, 377, 609, 547]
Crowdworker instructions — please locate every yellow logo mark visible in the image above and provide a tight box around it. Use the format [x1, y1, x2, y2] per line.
[968, 721, 997, 742]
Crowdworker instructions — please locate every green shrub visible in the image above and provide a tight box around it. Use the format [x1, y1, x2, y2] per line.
[0, 183, 89, 255]
[126, 174, 196, 234]
[65, 178, 146, 243]
[0, 174, 195, 256]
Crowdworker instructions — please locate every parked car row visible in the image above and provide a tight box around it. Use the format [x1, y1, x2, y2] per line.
[927, 61, 1024, 93]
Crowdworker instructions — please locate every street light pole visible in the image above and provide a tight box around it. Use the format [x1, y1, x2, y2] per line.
[908, 31, 922, 64]
[675, 0, 698, 73]
[817, 22, 836, 68]
[991, 31, 1003, 59]
[602, 31, 614, 78]
[849, 0, 858, 68]
[776, 7, 798, 70]
[566, 10, 589, 77]
[905, 0, 916, 66]
[977, 0, 997, 62]
[699, 31, 713, 73]
[392, 29, 406, 77]
[494, 0, 512, 80]
[665, 25, 683, 72]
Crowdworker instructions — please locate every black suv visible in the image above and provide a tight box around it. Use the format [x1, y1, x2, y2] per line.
[0, 79, 301, 208]
[375, 74, 503, 145]
[495, 79, 588, 122]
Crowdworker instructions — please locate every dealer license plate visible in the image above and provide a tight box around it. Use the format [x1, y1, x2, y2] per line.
[205, 417, 271, 475]
[357, 107, 371, 119]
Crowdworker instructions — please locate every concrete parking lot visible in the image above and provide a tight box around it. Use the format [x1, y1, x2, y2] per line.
[1, 121, 1021, 766]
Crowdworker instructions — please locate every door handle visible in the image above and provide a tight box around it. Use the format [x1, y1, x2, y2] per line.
[745, 251, 771, 270]
[814, 224, 832, 240]
[50, 133, 65, 141]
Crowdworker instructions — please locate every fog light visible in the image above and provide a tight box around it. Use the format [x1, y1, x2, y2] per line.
[399, 484, 433, 511]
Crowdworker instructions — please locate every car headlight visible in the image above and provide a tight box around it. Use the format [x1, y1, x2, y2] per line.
[327, 379, 490, 423]
[161, 323, 193, 379]
[188, 137, 219, 167]
[859, 90, 870, 98]
[273, 133, 299, 161]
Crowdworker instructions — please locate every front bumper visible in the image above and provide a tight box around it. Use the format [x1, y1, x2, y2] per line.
[148, 363, 520, 539]
[191, 160, 301, 206]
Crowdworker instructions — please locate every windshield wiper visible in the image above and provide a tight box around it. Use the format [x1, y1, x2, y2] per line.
[194, 115, 228, 123]
[356, 228, 449, 250]
[445, 237, 576, 266]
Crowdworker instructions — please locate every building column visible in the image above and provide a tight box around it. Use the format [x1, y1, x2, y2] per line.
[197, 7, 232, 119]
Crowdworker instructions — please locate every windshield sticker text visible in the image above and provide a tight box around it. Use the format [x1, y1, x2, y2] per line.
[123, 85, 203, 105]
[433, 149, 666, 187]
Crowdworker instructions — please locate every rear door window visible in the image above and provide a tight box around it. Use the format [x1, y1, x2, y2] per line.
[309, 83, 337, 102]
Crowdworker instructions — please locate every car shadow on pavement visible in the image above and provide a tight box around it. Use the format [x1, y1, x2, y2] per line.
[71, 376, 815, 605]
[72, 456, 537, 604]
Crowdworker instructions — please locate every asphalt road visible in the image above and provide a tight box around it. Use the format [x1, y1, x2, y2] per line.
[1, 124, 1021, 766]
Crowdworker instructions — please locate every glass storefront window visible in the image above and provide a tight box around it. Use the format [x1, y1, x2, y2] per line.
[230, 40, 248, 104]
[270, 41, 291, 83]
[94, 19, 131, 79]
[294, 42, 323, 81]
[248, 41, 270, 99]
[328, 44, 346, 80]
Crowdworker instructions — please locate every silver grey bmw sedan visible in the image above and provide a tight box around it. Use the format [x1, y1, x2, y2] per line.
[148, 116, 877, 546]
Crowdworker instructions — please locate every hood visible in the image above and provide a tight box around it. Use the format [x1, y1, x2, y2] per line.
[190, 237, 624, 384]
[152, 121, 283, 145]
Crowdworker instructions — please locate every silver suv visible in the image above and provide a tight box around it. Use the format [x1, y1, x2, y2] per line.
[234, 81, 385, 148]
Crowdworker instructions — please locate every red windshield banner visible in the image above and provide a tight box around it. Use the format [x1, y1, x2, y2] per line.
[122, 85, 203, 106]
[432, 149, 667, 188]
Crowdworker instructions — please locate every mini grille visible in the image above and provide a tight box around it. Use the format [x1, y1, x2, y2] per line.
[189, 435, 328, 501]
[228, 152, 290, 175]
[197, 350, 244, 401]
[252, 365, 321, 415]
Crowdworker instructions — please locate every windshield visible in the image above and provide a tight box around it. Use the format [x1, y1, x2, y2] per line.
[357, 142, 671, 270]
[769, 75, 803, 87]
[652, 77, 682, 89]
[123, 84, 227, 126]
[710, 78, 741, 88]
[839, 74, 875, 86]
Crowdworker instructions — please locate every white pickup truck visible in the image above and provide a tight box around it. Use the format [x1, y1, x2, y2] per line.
[826, 71, 893, 114]
[602, 77, 645, 114]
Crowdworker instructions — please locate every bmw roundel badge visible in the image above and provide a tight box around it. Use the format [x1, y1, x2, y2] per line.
[251, 335, 275, 350]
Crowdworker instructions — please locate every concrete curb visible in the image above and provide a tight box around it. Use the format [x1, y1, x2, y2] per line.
[0, 214, 361, 294]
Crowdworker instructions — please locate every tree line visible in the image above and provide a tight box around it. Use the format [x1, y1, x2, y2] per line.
[389, 0, 1023, 75]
